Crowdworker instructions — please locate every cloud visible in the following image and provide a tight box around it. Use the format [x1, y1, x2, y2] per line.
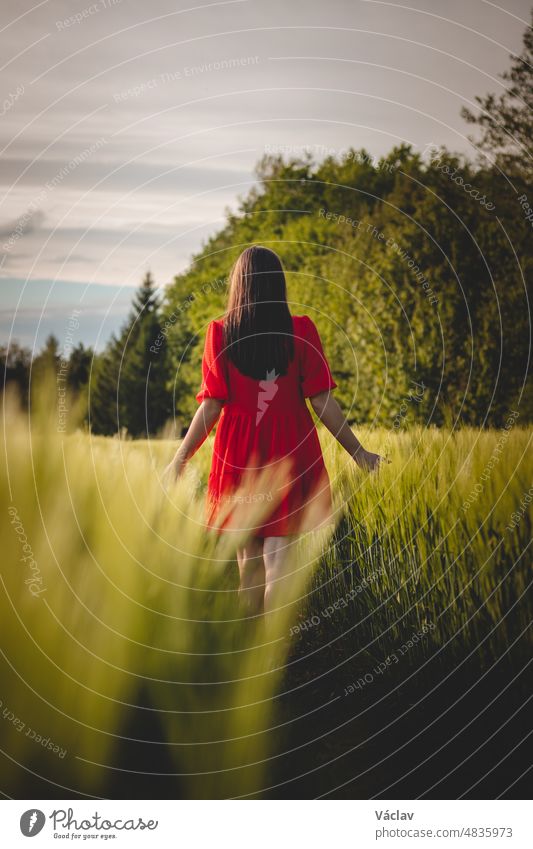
[0, 208, 46, 240]
[0, 0, 529, 345]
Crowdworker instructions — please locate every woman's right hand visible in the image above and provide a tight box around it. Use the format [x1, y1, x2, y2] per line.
[162, 455, 186, 486]
[354, 447, 388, 471]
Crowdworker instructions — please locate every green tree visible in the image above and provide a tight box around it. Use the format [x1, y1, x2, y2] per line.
[90, 272, 173, 437]
[119, 272, 172, 437]
[163, 142, 531, 427]
[67, 342, 93, 392]
[1, 342, 32, 406]
[89, 336, 123, 435]
[461, 9, 533, 179]
[32, 334, 60, 387]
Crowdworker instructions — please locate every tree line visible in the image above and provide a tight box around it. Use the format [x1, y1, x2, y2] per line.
[2, 272, 173, 437]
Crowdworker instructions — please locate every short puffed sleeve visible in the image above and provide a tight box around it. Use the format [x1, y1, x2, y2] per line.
[196, 320, 228, 403]
[300, 316, 337, 398]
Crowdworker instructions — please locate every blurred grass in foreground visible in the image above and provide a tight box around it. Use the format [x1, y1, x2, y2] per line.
[0, 384, 329, 798]
[1, 381, 531, 798]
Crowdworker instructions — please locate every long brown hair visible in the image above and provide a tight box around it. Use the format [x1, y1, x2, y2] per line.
[224, 245, 294, 379]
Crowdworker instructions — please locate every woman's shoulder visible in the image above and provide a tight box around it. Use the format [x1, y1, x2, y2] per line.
[207, 318, 225, 338]
[291, 314, 317, 337]
[203, 319, 225, 355]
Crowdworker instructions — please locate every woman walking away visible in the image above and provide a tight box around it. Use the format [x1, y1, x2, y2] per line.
[165, 245, 387, 616]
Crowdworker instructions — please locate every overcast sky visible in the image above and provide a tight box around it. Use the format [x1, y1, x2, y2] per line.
[1, 0, 531, 351]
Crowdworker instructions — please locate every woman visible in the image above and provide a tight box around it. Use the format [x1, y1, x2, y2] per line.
[165, 245, 386, 615]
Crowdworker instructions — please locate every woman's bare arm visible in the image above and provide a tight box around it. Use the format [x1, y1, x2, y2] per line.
[164, 398, 223, 480]
[309, 391, 386, 471]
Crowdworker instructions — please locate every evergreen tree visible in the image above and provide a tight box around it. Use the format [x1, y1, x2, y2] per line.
[119, 272, 172, 437]
[0, 342, 32, 406]
[90, 272, 172, 437]
[89, 335, 123, 435]
[32, 334, 60, 386]
[67, 342, 93, 392]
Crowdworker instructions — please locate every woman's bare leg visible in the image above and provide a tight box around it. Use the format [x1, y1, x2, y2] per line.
[263, 536, 296, 614]
[236, 536, 265, 616]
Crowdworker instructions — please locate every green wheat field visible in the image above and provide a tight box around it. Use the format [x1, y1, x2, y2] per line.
[1, 387, 531, 799]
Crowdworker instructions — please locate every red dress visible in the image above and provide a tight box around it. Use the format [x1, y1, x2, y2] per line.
[196, 315, 337, 537]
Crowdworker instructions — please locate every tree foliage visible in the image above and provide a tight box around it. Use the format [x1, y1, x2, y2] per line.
[90, 272, 173, 437]
[461, 9, 533, 180]
[164, 139, 531, 427]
